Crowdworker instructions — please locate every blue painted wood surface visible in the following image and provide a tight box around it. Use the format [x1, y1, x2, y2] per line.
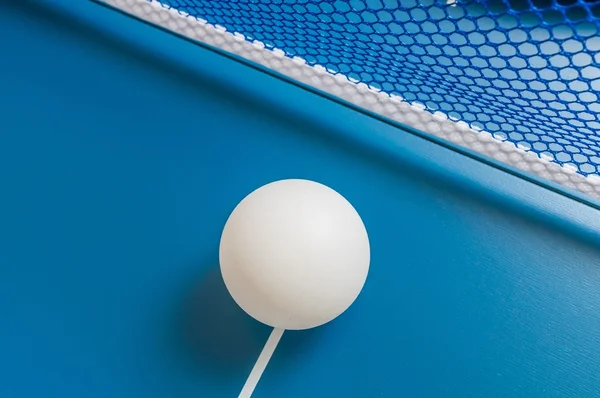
[1, 2, 599, 397]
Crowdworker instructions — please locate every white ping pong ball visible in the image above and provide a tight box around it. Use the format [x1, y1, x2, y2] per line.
[219, 179, 370, 330]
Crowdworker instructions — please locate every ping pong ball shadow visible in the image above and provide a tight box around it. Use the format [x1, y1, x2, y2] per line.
[178, 264, 325, 378]
[180, 266, 270, 375]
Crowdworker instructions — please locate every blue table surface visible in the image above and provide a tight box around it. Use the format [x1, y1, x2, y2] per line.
[2, 1, 600, 397]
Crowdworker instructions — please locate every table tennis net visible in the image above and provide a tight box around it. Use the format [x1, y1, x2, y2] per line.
[103, 0, 600, 199]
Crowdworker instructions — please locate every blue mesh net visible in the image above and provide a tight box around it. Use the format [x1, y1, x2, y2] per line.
[161, 0, 600, 176]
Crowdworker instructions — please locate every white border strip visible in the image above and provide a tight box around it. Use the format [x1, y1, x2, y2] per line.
[238, 328, 284, 398]
[102, 0, 600, 199]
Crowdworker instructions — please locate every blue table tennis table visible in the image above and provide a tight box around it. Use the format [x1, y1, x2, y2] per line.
[1, 1, 600, 397]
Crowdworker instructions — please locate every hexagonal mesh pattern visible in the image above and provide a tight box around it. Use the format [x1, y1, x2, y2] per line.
[158, 0, 600, 178]
[101, 0, 600, 197]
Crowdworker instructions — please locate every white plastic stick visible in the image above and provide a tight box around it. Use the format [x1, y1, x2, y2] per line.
[238, 327, 285, 398]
